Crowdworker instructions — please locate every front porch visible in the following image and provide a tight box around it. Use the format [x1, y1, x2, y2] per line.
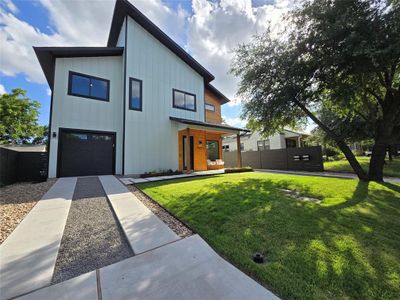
[170, 117, 249, 173]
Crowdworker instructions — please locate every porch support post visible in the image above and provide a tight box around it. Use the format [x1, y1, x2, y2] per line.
[186, 128, 192, 172]
[298, 135, 302, 148]
[236, 133, 242, 168]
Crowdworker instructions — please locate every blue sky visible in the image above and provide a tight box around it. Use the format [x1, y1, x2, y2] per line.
[0, 0, 291, 128]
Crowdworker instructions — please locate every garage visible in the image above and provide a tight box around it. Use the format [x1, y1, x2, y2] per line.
[57, 129, 116, 177]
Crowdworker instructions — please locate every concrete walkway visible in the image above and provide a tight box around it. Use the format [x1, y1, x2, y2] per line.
[0, 178, 77, 300]
[99, 175, 179, 254]
[4, 175, 279, 300]
[17, 235, 279, 300]
[256, 169, 400, 184]
[120, 169, 225, 185]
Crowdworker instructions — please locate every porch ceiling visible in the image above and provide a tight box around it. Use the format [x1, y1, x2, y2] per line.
[170, 116, 249, 135]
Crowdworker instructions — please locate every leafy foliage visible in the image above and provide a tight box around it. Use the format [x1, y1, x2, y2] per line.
[231, 0, 400, 181]
[0, 89, 44, 144]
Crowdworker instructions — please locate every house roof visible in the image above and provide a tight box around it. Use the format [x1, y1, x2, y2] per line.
[170, 116, 250, 133]
[206, 84, 230, 104]
[34, 47, 124, 89]
[107, 0, 214, 83]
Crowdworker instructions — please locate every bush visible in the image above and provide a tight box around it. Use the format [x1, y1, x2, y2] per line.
[225, 167, 253, 173]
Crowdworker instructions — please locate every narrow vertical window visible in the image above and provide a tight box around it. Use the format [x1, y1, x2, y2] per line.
[129, 78, 142, 111]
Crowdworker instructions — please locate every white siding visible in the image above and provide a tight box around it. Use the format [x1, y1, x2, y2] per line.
[123, 17, 205, 175]
[223, 131, 297, 152]
[48, 56, 123, 177]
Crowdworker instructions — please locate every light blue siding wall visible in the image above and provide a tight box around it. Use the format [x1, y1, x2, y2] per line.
[123, 17, 205, 175]
[48, 56, 123, 177]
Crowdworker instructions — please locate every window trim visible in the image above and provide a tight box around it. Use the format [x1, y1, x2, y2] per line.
[129, 77, 143, 111]
[172, 88, 197, 112]
[205, 102, 215, 112]
[206, 139, 220, 161]
[68, 71, 110, 101]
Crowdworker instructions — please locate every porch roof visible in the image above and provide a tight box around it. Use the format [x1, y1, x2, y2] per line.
[169, 116, 250, 133]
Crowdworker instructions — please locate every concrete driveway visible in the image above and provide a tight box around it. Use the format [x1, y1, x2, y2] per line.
[1, 175, 279, 300]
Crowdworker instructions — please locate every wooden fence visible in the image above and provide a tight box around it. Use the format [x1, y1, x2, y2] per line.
[0, 147, 48, 185]
[223, 146, 323, 172]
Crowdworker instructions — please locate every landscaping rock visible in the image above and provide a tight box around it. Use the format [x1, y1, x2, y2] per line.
[0, 179, 56, 244]
[127, 185, 193, 238]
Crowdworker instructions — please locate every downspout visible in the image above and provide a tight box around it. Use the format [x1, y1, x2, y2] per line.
[122, 16, 128, 175]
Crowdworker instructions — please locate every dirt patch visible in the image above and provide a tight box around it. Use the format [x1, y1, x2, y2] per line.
[127, 185, 193, 238]
[0, 179, 57, 244]
[279, 188, 322, 204]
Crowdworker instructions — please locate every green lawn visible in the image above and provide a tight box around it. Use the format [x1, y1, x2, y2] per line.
[324, 156, 400, 177]
[139, 173, 400, 300]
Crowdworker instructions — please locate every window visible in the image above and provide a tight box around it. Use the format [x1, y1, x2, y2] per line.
[205, 103, 215, 111]
[129, 78, 142, 111]
[222, 145, 230, 152]
[173, 89, 196, 111]
[257, 139, 270, 151]
[240, 143, 244, 151]
[68, 71, 109, 101]
[206, 140, 220, 161]
[286, 139, 297, 148]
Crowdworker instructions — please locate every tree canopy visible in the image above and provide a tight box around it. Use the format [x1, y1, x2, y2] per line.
[0, 88, 45, 144]
[231, 0, 400, 181]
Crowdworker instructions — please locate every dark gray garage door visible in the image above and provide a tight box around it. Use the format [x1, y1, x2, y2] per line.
[58, 129, 115, 177]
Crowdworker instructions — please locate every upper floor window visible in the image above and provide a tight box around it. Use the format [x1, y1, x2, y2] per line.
[205, 103, 215, 112]
[68, 71, 109, 101]
[257, 140, 270, 151]
[173, 89, 196, 111]
[129, 78, 142, 111]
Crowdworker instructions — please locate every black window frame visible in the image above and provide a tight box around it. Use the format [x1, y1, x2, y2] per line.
[129, 77, 143, 111]
[68, 71, 110, 101]
[205, 102, 215, 112]
[206, 140, 220, 161]
[172, 88, 197, 112]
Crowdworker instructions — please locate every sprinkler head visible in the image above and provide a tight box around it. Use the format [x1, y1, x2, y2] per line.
[253, 252, 264, 264]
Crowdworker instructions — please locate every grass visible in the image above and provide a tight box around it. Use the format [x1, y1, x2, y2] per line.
[138, 172, 400, 300]
[324, 156, 400, 177]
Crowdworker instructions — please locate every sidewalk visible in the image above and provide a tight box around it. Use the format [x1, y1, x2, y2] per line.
[255, 169, 400, 184]
[17, 235, 279, 300]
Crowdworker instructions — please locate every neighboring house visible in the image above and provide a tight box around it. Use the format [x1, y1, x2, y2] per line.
[34, 0, 247, 178]
[223, 130, 308, 152]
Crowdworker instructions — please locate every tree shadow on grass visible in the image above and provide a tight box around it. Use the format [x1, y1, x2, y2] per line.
[144, 176, 400, 299]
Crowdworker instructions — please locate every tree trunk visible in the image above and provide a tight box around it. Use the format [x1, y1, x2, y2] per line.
[335, 140, 369, 180]
[388, 145, 393, 161]
[293, 99, 368, 180]
[368, 141, 387, 181]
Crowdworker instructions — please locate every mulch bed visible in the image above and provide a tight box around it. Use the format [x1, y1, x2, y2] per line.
[0, 179, 57, 244]
[127, 185, 193, 238]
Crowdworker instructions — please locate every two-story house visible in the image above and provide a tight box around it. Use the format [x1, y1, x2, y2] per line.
[223, 129, 309, 152]
[34, 0, 247, 178]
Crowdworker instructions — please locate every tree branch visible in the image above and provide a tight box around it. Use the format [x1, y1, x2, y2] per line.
[366, 88, 384, 107]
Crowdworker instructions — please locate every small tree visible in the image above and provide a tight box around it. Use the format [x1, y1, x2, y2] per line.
[231, 0, 400, 181]
[0, 88, 43, 144]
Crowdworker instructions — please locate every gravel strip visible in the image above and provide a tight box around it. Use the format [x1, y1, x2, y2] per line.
[0, 179, 57, 244]
[127, 185, 193, 238]
[52, 177, 133, 284]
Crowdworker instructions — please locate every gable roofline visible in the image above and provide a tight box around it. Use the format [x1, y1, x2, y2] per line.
[206, 83, 230, 105]
[107, 0, 215, 83]
[33, 47, 124, 90]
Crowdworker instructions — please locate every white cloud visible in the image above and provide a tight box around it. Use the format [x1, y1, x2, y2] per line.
[0, 0, 187, 84]
[1, 0, 290, 103]
[0, 0, 18, 13]
[187, 0, 291, 101]
[223, 116, 247, 128]
[46, 88, 51, 96]
[0, 84, 6, 95]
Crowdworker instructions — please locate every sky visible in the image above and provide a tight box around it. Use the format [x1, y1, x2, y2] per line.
[0, 0, 294, 129]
